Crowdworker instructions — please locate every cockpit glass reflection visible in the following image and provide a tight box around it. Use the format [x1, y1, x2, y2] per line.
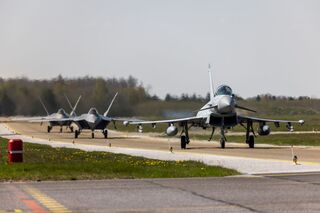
[214, 85, 233, 96]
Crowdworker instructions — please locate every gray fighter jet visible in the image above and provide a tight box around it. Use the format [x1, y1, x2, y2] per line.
[36, 95, 82, 133]
[72, 92, 119, 139]
[125, 65, 304, 149]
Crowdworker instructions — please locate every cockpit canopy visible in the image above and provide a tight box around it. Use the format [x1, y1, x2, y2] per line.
[214, 85, 233, 96]
[57, 108, 66, 114]
[88, 108, 99, 115]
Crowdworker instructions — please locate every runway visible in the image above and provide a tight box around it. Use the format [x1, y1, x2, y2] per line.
[1, 123, 320, 212]
[2, 122, 320, 174]
[2, 173, 320, 212]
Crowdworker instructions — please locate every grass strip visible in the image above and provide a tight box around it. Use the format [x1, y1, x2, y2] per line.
[0, 138, 239, 181]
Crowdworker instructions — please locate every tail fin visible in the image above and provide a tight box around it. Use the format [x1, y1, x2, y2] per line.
[104, 92, 118, 117]
[39, 98, 50, 115]
[208, 64, 214, 101]
[64, 94, 73, 110]
[69, 95, 82, 116]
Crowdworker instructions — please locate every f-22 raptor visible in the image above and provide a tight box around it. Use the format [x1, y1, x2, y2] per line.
[37, 95, 82, 133]
[126, 65, 305, 149]
[72, 92, 121, 139]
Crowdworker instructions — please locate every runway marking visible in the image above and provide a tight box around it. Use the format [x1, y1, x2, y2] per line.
[23, 186, 71, 213]
[5, 184, 47, 213]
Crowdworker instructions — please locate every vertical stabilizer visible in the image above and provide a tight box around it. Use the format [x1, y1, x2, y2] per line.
[39, 98, 50, 115]
[208, 64, 214, 101]
[104, 92, 118, 117]
[69, 95, 82, 117]
[64, 94, 73, 110]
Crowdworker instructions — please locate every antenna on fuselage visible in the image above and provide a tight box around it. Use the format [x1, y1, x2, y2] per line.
[208, 64, 214, 102]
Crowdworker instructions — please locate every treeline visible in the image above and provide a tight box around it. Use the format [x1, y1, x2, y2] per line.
[0, 75, 151, 116]
[0, 75, 319, 117]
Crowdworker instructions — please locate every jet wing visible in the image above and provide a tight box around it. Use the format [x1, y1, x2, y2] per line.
[127, 116, 206, 126]
[29, 117, 73, 123]
[238, 115, 304, 126]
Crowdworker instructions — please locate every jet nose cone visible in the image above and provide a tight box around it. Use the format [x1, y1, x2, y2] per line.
[217, 96, 234, 114]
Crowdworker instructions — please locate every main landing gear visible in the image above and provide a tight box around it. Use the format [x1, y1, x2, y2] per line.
[219, 127, 226, 149]
[103, 129, 108, 139]
[47, 126, 52, 133]
[75, 129, 81, 138]
[244, 121, 255, 148]
[180, 123, 190, 149]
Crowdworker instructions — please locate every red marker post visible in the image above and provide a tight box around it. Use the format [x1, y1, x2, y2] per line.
[8, 139, 23, 163]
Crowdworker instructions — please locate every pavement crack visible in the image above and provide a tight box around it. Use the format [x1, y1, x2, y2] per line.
[144, 179, 263, 213]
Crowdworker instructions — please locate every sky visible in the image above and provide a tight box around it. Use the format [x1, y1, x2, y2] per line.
[0, 0, 319, 98]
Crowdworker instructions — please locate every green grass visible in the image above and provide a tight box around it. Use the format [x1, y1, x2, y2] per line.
[192, 133, 320, 146]
[0, 138, 239, 181]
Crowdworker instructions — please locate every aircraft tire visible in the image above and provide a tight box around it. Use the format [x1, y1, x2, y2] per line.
[60, 127, 63, 133]
[180, 136, 187, 149]
[91, 132, 95, 139]
[70, 126, 74, 133]
[47, 126, 52, 133]
[248, 135, 255, 148]
[75, 130, 79, 138]
[103, 129, 108, 139]
[220, 138, 225, 149]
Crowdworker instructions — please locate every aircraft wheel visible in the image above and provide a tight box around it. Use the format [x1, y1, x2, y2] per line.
[103, 129, 108, 139]
[180, 136, 187, 149]
[75, 130, 79, 138]
[220, 138, 225, 149]
[70, 126, 74, 133]
[91, 132, 95, 139]
[60, 127, 63, 133]
[47, 126, 52, 133]
[248, 135, 255, 148]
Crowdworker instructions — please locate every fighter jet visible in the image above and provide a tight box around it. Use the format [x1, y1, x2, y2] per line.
[125, 65, 304, 149]
[72, 92, 120, 139]
[34, 95, 82, 133]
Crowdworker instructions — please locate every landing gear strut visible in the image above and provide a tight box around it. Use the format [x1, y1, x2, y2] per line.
[220, 127, 226, 149]
[47, 126, 52, 133]
[60, 127, 63, 133]
[208, 127, 215, 141]
[69, 126, 74, 133]
[91, 132, 95, 139]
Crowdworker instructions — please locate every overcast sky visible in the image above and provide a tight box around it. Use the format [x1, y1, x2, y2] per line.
[0, 0, 319, 98]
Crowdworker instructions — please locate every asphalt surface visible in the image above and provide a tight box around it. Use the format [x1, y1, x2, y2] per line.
[1, 173, 320, 212]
